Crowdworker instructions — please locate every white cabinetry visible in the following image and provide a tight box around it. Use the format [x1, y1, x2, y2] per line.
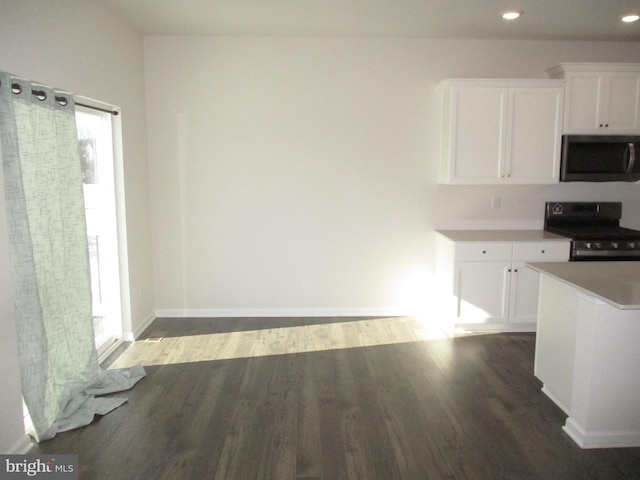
[439, 80, 564, 185]
[547, 63, 640, 134]
[532, 265, 640, 448]
[435, 231, 570, 332]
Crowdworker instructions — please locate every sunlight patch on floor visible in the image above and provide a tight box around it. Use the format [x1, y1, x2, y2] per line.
[108, 316, 454, 368]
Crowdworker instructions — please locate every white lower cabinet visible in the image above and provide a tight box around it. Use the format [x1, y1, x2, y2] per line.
[455, 261, 510, 323]
[436, 232, 570, 332]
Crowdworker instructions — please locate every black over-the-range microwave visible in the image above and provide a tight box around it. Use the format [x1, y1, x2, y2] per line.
[560, 135, 640, 182]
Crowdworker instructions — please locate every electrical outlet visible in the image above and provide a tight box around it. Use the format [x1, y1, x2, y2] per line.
[491, 197, 501, 210]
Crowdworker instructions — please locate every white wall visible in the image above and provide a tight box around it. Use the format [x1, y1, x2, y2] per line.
[0, 0, 154, 451]
[145, 36, 640, 316]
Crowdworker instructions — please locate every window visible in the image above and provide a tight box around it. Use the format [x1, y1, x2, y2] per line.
[76, 105, 124, 358]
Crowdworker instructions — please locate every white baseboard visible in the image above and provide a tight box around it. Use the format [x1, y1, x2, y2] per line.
[455, 322, 537, 333]
[563, 418, 640, 449]
[540, 385, 571, 415]
[125, 310, 156, 341]
[154, 307, 414, 319]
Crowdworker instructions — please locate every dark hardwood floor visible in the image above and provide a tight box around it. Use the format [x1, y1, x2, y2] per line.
[29, 318, 640, 479]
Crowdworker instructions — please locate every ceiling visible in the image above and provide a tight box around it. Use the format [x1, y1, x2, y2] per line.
[95, 0, 640, 41]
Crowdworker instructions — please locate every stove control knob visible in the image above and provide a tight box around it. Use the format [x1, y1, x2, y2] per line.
[585, 242, 592, 249]
[594, 242, 603, 250]
[628, 241, 637, 250]
[611, 241, 619, 249]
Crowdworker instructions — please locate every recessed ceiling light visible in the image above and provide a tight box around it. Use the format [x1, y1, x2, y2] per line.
[621, 14, 639, 23]
[502, 10, 522, 20]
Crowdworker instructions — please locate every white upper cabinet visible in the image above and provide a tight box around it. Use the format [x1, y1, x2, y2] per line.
[439, 79, 564, 185]
[547, 63, 640, 134]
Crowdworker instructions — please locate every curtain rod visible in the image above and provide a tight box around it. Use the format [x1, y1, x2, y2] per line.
[1, 80, 119, 116]
[25, 86, 119, 116]
[75, 102, 119, 116]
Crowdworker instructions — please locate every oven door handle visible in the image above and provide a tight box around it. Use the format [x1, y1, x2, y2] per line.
[625, 143, 636, 173]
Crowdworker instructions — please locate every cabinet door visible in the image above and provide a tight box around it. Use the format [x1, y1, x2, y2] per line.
[605, 74, 640, 133]
[509, 262, 540, 324]
[563, 74, 604, 133]
[507, 88, 563, 184]
[563, 73, 640, 134]
[454, 262, 510, 323]
[446, 87, 506, 184]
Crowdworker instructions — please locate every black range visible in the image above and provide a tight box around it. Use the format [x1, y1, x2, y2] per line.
[544, 201, 640, 261]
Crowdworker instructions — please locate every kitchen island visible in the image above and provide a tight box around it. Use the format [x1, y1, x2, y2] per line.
[527, 261, 640, 448]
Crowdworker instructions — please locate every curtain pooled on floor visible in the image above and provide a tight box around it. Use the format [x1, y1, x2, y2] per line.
[0, 72, 145, 442]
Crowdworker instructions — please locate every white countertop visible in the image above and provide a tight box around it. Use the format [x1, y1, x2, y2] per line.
[527, 261, 640, 310]
[436, 229, 570, 243]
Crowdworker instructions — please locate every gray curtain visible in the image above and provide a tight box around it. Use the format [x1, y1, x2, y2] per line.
[0, 71, 144, 442]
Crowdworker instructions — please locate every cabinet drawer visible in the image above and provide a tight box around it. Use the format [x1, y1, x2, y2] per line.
[512, 242, 570, 261]
[455, 243, 512, 262]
